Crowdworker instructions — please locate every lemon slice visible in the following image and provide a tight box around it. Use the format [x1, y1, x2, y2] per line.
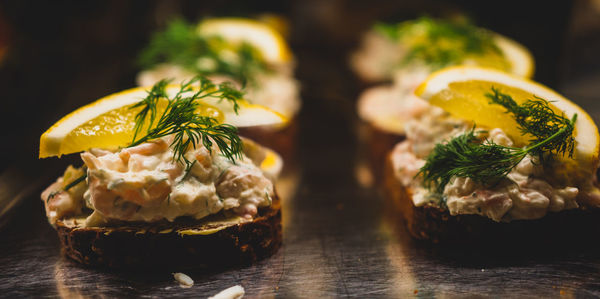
[197, 18, 292, 64]
[416, 66, 599, 183]
[40, 85, 286, 158]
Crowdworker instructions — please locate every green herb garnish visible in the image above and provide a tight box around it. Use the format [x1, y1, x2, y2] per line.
[486, 87, 576, 159]
[65, 75, 244, 191]
[418, 88, 577, 193]
[62, 172, 88, 193]
[375, 17, 502, 69]
[130, 76, 243, 170]
[137, 19, 266, 86]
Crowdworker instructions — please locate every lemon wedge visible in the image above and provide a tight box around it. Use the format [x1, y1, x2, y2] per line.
[197, 18, 292, 64]
[416, 66, 599, 183]
[40, 85, 286, 158]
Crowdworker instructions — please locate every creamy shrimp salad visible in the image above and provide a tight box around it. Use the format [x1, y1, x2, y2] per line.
[41, 137, 274, 227]
[391, 109, 600, 222]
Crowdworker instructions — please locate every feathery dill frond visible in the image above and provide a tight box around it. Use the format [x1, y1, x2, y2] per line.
[419, 88, 577, 193]
[130, 76, 244, 167]
[137, 19, 267, 85]
[375, 16, 501, 69]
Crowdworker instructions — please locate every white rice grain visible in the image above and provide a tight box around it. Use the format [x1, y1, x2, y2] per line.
[208, 285, 245, 299]
[172, 272, 194, 288]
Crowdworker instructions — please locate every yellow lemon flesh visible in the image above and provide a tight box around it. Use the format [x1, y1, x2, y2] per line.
[416, 66, 599, 184]
[197, 18, 292, 64]
[427, 80, 558, 147]
[40, 85, 286, 158]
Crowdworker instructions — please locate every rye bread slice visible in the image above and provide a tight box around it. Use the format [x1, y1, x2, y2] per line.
[55, 199, 282, 269]
[383, 153, 600, 245]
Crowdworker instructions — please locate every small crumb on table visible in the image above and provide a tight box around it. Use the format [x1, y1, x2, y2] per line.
[208, 285, 245, 299]
[172, 272, 194, 288]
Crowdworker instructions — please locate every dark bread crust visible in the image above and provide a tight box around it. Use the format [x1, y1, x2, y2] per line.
[239, 120, 298, 164]
[55, 199, 282, 269]
[383, 153, 600, 244]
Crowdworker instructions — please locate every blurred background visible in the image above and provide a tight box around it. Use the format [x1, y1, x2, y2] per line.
[0, 0, 598, 170]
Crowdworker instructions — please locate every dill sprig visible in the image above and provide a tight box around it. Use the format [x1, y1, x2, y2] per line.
[375, 16, 501, 69]
[418, 88, 577, 193]
[62, 172, 88, 192]
[130, 79, 168, 142]
[131, 76, 242, 140]
[130, 76, 243, 169]
[137, 19, 267, 86]
[486, 87, 576, 159]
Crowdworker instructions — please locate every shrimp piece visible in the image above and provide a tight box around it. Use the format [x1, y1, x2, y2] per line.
[216, 165, 273, 218]
[87, 184, 138, 220]
[119, 139, 168, 162]
[40, 180, 82, 224]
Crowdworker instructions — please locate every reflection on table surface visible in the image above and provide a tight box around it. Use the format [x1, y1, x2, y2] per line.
[3, 125, 600, 297]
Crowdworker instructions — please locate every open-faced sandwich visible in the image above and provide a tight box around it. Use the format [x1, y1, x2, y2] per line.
[351, 17, 534, 182]
[384, 66, 600, 243]
[39, 77, 286, 268]
[137, 17, 300, 158]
